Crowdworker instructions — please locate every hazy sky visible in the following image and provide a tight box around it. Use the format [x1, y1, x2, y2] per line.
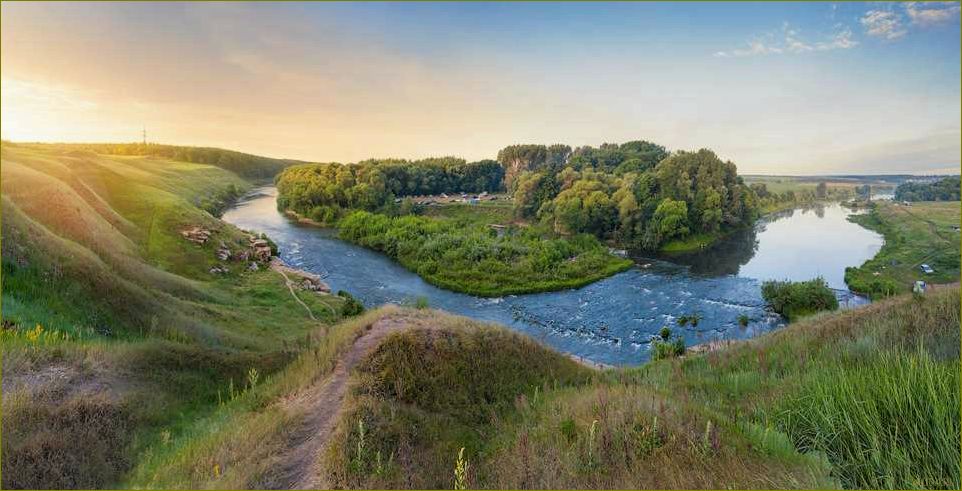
[2, 2, 959, 174]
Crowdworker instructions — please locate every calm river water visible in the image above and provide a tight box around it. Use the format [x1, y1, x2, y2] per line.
[223, 187, 882, 365]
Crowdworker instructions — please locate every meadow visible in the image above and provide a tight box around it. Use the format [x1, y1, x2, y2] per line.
[845, 200, 961, 298]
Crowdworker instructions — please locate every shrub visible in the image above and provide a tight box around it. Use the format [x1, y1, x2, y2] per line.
[761, 278, 838, 321]
[337, 290, 365, 317]
[651, 327, 686, 360]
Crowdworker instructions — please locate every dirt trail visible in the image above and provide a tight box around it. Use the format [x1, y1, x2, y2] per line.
[258, 315, 413, 490]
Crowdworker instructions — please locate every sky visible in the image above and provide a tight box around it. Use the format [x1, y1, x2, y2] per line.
[1, 2, 959, 175]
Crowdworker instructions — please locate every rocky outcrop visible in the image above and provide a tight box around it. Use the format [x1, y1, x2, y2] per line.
[215, 241, 231, 261]
[250, 237, 273, 262]
[181, 227, 212, 244]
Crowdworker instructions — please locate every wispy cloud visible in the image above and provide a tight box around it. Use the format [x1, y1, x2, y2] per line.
[904, 1, 961, 27]
[860, 9, 907, 40]
[861, 2, 959, 40]
[715, 23, 857, 58]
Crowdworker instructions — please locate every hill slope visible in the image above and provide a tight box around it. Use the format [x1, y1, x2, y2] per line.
[130, 285, 959, 490]
[0, 142, 349, 489]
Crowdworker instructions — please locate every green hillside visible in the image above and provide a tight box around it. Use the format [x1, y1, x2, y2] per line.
[0, 143, 349, 489]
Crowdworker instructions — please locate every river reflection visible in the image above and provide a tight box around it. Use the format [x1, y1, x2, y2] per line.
[223, 188, 882, 366]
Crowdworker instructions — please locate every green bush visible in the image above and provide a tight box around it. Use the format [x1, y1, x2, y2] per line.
[651, 327, 685, 360]
[337, 290, 365, 317]
[761, 278, 838, 321]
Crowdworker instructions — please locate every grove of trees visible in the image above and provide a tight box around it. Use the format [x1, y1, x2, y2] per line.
[508, 147, 758, 250]
[276, 158, 504, 222]
[277, 139, 762, 254]
[894, 177, 961, 202]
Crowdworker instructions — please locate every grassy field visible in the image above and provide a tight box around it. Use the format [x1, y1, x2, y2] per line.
[742, 175, 895, 196]
[421, 200, 515, 226]
[845, 201, 960, 298]
[0, 142, 353, 488]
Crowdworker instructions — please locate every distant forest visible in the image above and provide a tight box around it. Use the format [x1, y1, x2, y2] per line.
[894, 176, 961, 202]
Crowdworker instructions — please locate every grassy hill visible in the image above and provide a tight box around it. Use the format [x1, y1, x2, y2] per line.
[130, 287, 959, 490]
[0, 142, 350, 488]
[41, 142, 306, 179]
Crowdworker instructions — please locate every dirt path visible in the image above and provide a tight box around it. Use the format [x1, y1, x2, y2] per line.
[271, 262, 317, 321]
[258, 315, 413, 490]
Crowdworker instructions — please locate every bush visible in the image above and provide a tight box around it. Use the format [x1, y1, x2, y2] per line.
[337, 290, 365, 317]
[761, 278, 838, 321]
[651, 327, 685, 360]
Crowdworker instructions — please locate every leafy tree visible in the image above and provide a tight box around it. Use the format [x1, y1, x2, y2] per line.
[651, 198, 689, 241]
[497, 145, 548, 189]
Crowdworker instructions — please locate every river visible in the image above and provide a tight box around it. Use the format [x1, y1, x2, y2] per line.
[223, 187, 883, 366]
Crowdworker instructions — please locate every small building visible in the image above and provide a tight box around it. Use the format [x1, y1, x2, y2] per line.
[920, 264, 934, 274]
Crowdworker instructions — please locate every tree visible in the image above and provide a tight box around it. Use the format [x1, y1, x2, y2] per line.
[512, 171, 558, 219]
[497, 144, 548, 190]
[651, 198, 689, 242]
[815, 182, 828, 199]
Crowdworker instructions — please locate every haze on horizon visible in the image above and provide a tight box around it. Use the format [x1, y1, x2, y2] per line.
[2, 1, 960, 175]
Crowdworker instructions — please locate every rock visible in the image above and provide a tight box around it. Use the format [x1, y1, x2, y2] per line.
[234, 250, 251, 262]
[181, 226, 212, 244]
[209, 265, 230, 275]
[248, 262, 259, 271]
[254, 245, 272, 262]
[215, 247, 231, 261]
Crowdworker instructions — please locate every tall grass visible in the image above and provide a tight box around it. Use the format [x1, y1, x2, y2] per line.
[769, 348, 960, 489]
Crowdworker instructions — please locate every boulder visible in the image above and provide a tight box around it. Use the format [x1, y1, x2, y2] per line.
[181, 227, 212, 244]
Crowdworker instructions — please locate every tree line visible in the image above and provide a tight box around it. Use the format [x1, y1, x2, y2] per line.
[276, 157, 504, 222]
[894, 177, 961, 202]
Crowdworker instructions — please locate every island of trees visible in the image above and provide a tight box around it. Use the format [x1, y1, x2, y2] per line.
[276, 140, 762, 295]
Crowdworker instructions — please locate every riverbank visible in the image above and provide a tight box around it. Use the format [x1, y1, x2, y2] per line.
[844, 200, 961, 298]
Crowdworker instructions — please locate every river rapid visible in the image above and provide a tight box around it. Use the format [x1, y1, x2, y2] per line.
[223, 187, 883, 366]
